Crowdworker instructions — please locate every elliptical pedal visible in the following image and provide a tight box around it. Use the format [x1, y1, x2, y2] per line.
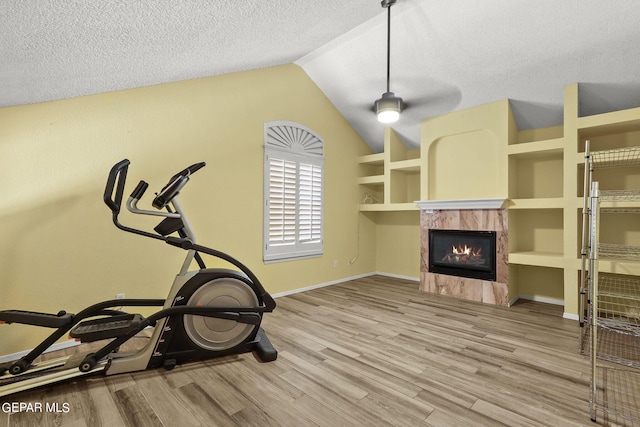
[70, 313, 144, 342]
[0, 309, 73, 328]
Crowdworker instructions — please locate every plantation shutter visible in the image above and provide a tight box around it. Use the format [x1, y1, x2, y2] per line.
[268, 157, 297, 246]
[264, 121, 324, 262]
[298, 162, 322, 243]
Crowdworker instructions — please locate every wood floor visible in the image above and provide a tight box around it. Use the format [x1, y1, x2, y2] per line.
[0, 275, 604, 426]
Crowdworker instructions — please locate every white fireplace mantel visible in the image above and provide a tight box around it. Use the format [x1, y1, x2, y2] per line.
[415, 198, 508, 212]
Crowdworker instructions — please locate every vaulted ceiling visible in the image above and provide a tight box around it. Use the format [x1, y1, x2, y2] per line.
[3, 1, 640, 152]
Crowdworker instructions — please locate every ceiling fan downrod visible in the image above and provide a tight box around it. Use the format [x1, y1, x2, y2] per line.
[382, 0, 395, 94]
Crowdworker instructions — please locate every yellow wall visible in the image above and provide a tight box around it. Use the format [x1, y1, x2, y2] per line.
[374, 211, 420, 278]
[509, 265, 564, 302]
[0, 64, 377, 355]
[428, 130, 501, 199]
[421, 100, 511, 201]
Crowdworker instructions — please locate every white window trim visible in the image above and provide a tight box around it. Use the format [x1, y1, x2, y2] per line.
[264, 121, 324, 263]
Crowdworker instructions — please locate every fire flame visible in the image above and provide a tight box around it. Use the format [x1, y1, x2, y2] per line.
[452, 244, 482, 257]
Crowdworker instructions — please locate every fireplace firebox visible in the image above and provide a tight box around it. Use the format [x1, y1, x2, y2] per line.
[428, 229, 497, 281]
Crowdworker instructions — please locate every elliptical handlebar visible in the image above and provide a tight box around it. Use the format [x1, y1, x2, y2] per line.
[152, 162, 206, 210]
[130, 180, 149, 201]
[104, 159, 208, 242]
[104, 159, 175, 243]
[103, 159, 131, 214]
[176, 162, 206, 179]
[105, 159, 206, 214]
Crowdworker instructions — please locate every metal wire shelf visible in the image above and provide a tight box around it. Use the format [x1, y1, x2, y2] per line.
[601, 208, 640, 214]
[600, 190, 640, 202]
[598, 244, 640, 261]
[583, 140, 640, 425]
[593, 365, 640, 425]
[596, 330, 640, 371]
[583, 321, 640, 363]
[590, 146, 640, 169]
[598, 318, 640, 339]
[600, 275, 640, 300]
[599, 190, 640, 215]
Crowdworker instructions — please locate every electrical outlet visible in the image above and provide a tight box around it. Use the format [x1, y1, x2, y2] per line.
[116, 293, 125, 300]
[333, 260, 339, 268]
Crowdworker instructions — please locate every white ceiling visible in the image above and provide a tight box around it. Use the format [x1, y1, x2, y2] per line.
[3, 0, 640, 152]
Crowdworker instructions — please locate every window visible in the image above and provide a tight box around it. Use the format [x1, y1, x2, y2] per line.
[264, 121, 324, 262]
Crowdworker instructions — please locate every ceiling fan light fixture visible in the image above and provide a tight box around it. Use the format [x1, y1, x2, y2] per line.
[375, 91, 403, 123]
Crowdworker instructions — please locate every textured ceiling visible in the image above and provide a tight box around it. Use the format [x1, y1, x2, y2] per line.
[3, 0, 640, 152]
[0, 0, 379, 104]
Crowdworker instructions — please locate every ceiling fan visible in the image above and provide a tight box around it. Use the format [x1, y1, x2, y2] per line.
[370, 0, 462, 125]
[374, 0, 403, 124]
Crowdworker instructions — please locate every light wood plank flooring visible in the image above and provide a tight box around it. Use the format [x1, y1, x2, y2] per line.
[0, 275, 602, 426]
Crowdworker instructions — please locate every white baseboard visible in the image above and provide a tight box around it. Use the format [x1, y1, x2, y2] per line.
[517, 294, 565, 306]
[0, 339, 81, 364]
[374, 272, 420, 282]
[271, 272, 377, 299]
[271, 271, 420, 299]
[563, 312, 579, 321]
[511, 294, 579, 322]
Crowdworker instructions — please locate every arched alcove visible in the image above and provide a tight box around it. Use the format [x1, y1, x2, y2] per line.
[427, 129, 501, 200]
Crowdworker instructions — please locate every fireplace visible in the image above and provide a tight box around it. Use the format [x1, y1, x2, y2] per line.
[428, 229, 497, 281]
[418, 200, 508, 306]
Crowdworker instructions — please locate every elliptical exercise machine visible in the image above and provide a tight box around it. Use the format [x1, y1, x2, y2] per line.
[0, 159, 277, 397]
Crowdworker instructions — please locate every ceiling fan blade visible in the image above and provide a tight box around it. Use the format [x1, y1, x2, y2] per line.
[394, 75, 462, 116]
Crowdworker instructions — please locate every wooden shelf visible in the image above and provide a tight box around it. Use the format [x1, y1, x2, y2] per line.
[577, 106, 640, 137]
[507, 137, 564, 156]
[358, 128, 420, 211]
[358, 153, 384, 165]
[389, 158, 421, 172]
[508, 198, 564, 209]
[508, 144, 563, 200]
[357, 175, 384, 186]
[359, 203, 419, 212]
[508, 251, 565, 268]
[508, 127, 566, 298]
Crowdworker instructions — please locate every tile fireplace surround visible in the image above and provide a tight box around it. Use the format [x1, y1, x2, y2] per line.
[416, 199, 509, 306]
